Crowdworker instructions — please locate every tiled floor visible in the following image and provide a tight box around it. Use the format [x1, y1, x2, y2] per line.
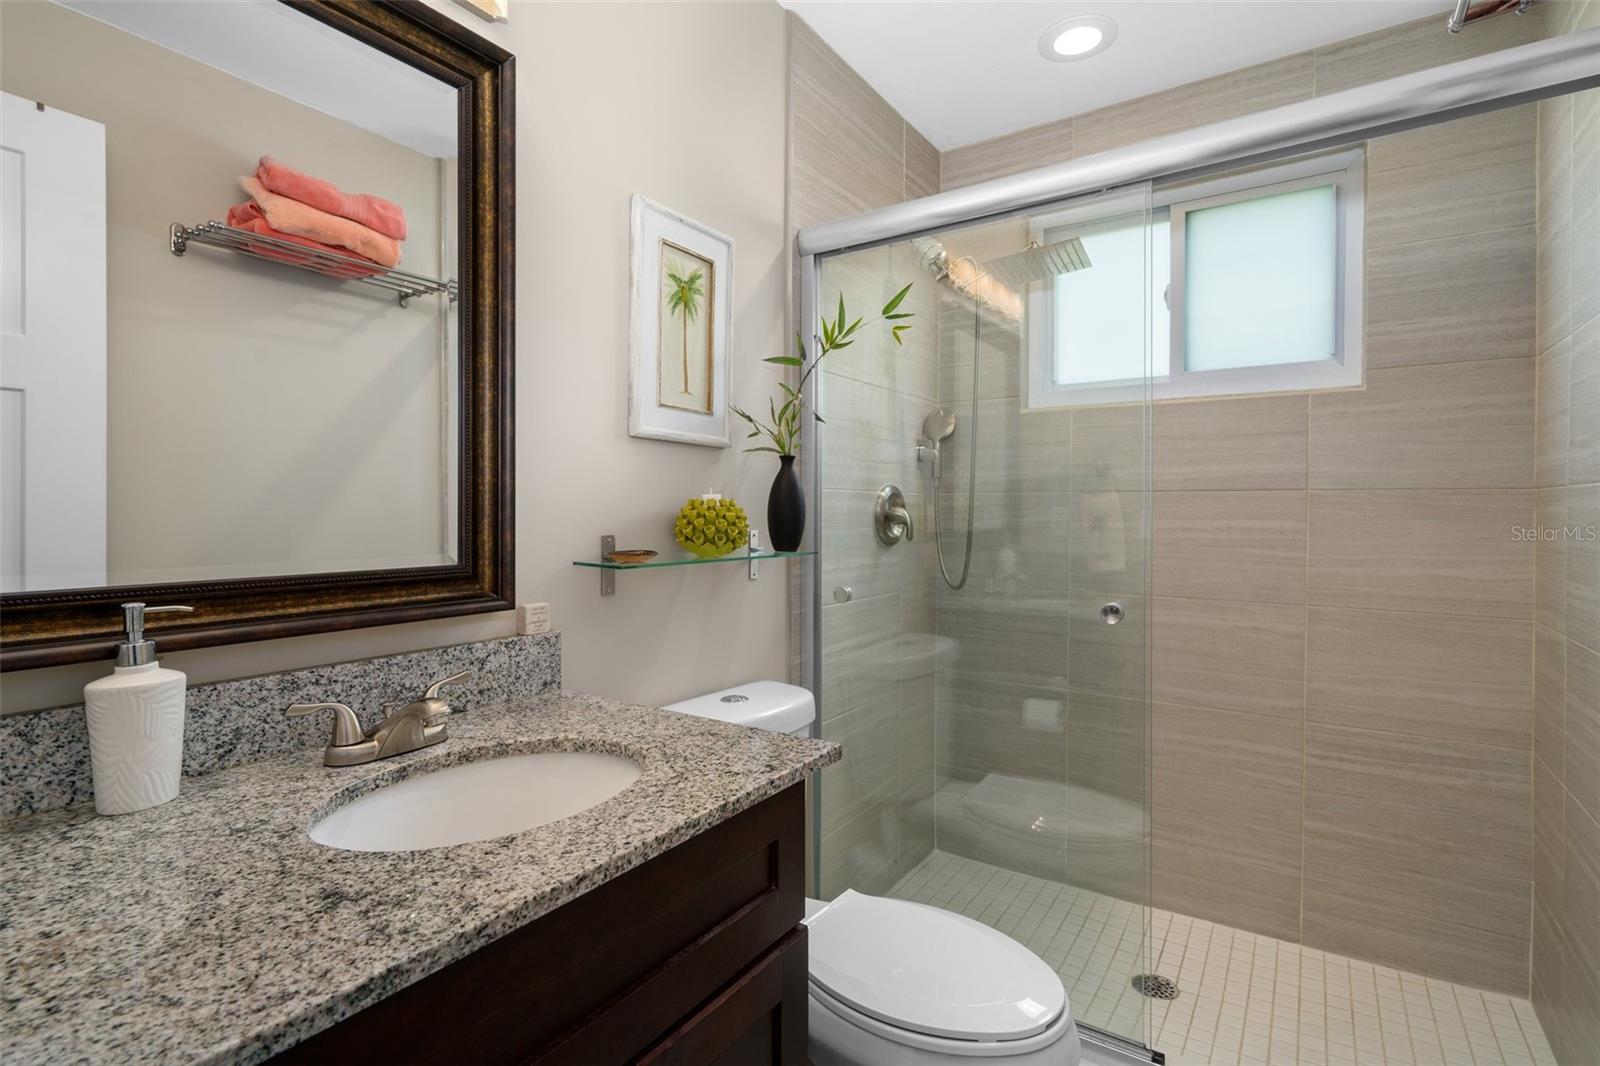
[888, 851, 1557, 1066]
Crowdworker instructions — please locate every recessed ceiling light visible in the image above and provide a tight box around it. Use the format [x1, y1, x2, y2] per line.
[1038, 14, 1118, 62]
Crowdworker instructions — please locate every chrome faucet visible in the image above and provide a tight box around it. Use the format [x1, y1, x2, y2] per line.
[287, 669, 473, 767]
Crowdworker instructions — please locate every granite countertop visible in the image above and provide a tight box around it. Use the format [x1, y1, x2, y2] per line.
[0, 692, 840, 1066]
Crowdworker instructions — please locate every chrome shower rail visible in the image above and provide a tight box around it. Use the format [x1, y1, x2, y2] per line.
[170, 221, 457, 307]
[1448, 0, 1537, 34]
[796, 26, 1600, 257]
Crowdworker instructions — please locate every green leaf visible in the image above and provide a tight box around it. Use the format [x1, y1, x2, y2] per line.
[746, 446, 781, 454]
[884, 312, 915, 320]
[882, 282, 912, 316]
[764, 356, 803, 366]
[813, 413, 826, 424]
[835, 293, 846, 334]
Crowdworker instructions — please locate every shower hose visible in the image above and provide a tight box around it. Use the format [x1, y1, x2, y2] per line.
[934, 298, 980, 591]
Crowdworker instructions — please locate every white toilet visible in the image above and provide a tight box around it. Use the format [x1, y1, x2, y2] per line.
[663, 682, 1085, 1066]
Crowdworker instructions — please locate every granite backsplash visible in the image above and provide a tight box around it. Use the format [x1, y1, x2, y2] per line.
[0, 633, 561, 818]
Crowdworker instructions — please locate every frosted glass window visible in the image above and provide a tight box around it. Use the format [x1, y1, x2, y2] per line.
[1025, 150, 1362, 408]
[1183, 184, 1337, 371]
[1052, 218, 1169, 386]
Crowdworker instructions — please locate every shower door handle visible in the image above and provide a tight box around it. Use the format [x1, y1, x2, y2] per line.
[1100, 601, 1125, 625]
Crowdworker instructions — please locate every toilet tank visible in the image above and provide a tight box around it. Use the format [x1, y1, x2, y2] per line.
[661, 681, 815, 737]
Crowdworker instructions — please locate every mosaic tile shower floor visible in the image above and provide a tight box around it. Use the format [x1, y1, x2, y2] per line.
[888, 851, 1556, 1066]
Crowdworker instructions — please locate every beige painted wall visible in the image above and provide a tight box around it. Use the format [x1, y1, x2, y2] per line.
[1531, 2, 1600, 1061]
[1, 0, 793, 714]
[0, 0, 451, 585]
[923, 9, 1552, 994]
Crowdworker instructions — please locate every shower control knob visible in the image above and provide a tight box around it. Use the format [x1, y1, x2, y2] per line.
[1100, 601, 1125, 625]
[833, 586, 853, 603]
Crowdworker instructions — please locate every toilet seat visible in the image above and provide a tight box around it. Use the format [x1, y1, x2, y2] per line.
[809, 981, 1082, 1058]
[804, 891, 1067, 1043]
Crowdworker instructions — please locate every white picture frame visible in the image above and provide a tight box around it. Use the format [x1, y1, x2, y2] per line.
[452, 0, 508, 22]
[629, 195, 734, 448]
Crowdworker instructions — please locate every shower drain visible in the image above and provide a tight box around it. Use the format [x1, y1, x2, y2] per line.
[1131, 973, 1180, 1000]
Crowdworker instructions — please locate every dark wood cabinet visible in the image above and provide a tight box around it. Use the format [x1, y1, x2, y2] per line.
[276, 783, 807, 1065]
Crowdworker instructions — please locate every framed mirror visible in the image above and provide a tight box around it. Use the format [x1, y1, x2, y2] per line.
[0, 0, 514, 669]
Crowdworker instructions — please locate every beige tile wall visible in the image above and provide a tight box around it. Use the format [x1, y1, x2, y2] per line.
[1531, 2, 1600, 1062]
[788, 13, 944, 898]
[927, 10, 1550, 993]
[924, 291, 1151, 903]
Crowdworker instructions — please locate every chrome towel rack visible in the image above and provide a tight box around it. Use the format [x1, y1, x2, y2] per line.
[169, 221, 457, 307]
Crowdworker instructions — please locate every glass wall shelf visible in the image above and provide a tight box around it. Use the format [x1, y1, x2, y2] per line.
[573, 550, 815, 571]
[574, 534, 813, 595]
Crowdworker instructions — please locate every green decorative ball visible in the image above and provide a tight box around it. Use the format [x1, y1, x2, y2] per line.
[674, 496, 749, 558]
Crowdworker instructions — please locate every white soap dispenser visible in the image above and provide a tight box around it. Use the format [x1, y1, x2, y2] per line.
[83, 602, 194, 815]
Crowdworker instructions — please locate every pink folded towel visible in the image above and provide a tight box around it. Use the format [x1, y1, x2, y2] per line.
[238, 175, 402, 269]
[256, 156, 407, 241]
[225, 202, 383, 279]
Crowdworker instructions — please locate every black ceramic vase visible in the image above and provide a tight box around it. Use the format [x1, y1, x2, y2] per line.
[767, 454, 806, 552]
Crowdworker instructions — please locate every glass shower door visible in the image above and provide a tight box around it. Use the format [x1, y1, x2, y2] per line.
[812, 182, 1154, 1053]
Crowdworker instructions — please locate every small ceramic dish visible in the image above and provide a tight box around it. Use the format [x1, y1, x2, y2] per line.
[605, 549, 659, 565]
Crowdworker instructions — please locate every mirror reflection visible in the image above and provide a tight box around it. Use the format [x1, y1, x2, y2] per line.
[0, 0, 460, 593]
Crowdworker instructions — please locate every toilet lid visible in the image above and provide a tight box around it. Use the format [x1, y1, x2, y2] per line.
[804, 891, 1066, 1041]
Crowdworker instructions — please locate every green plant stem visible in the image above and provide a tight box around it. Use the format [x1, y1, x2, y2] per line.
[732, 283, 913, 457]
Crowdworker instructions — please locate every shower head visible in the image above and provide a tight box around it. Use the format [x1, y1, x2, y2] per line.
[922, 407, 957, 446]
[980, 236, 1092, 289]
[912, 236, 952, 281]
[913, 233, 1091, 299]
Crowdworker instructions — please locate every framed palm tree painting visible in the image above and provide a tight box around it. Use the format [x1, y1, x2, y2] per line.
[629, 195, 733, 447]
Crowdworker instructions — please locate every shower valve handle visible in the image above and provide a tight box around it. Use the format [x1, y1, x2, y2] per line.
[875, 485, 913, 546]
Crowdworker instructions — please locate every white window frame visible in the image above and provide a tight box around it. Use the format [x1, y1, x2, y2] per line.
[1024, 149, 1364, 410]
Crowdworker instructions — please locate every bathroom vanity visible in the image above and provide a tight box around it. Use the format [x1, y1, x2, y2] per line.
[279, 785, 808, 1065]
[0, 692, 838, 1064]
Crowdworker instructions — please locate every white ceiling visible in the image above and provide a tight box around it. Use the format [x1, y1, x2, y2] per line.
[59, 0, 458, 158]
[780, 0, 1456, 150]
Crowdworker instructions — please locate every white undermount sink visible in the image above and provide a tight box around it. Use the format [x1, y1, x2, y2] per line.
[308, 751, 642, 852]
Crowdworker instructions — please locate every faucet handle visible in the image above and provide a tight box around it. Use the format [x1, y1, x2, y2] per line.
[286, 702, 365, 747]
[423, 669, 473, 701]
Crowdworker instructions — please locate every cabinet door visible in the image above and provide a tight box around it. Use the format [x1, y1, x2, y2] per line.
[639, 927, 808, 1066]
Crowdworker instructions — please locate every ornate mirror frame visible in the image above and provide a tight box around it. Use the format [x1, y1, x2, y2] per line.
[0, 0, 514, 671]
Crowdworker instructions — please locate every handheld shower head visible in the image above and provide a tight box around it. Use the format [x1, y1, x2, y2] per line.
[917, 408, 958, 484]
[922, 407, 957, 446]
